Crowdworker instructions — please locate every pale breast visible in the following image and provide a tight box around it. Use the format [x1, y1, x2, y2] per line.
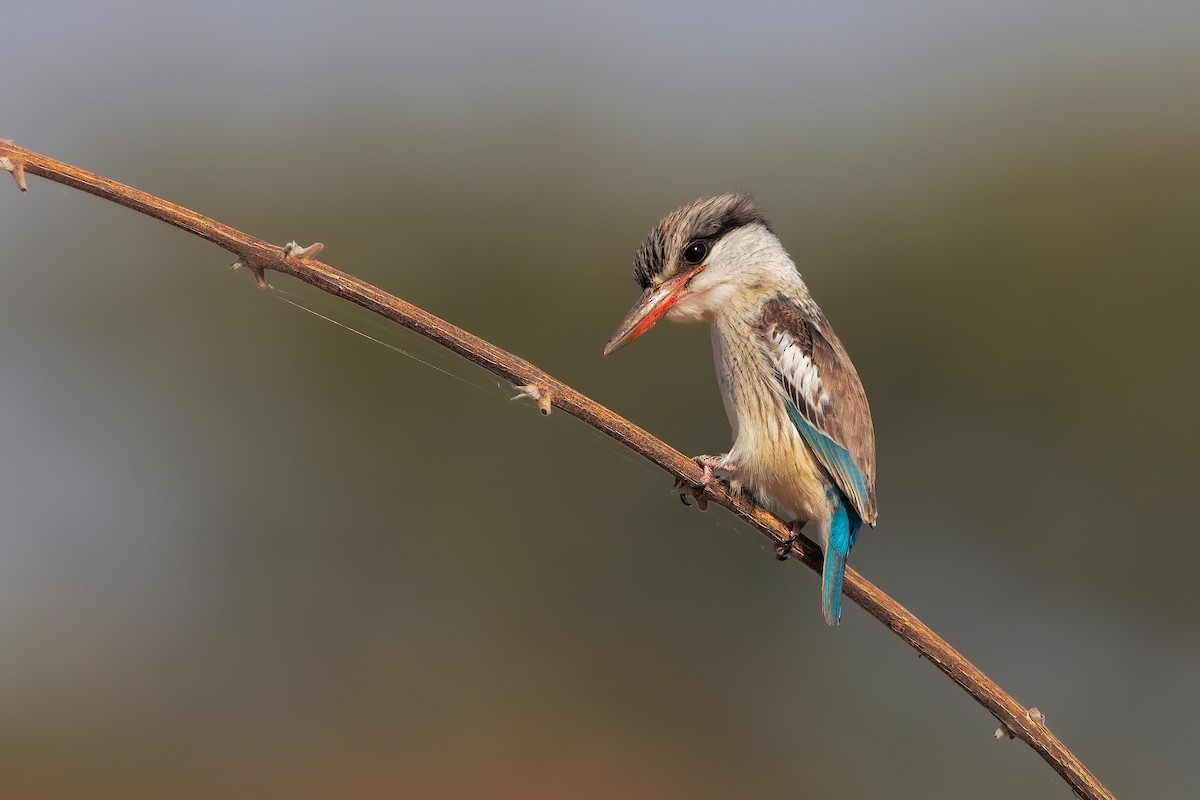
[711, 315, 831, 525]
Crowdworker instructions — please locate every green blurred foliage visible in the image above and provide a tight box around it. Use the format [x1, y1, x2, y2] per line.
[1, 3, 1197, 798]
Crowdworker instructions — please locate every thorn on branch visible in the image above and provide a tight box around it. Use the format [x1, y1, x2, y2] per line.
[230, 257, 267, 289]
[993, 708, 1045, 741]
[284, 240, 324, 260]
[0, 142, 27, 192]
[512, 384, 553, 415]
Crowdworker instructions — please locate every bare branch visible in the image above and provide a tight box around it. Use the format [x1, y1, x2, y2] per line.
[0, 140, 1114, 800]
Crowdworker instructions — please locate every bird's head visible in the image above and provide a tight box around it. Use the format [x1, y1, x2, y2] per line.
[604, 193, 790, 355]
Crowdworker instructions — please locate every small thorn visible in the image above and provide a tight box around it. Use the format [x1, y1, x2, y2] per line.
[992, 716, 1018, 740]
[511, 384, 552, 415]
[0, 154, 27, 192]
[230, 257, 267, 289]
[284, 240, 324, 260]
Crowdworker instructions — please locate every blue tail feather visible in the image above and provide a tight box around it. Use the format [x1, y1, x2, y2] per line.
[822, 488, 862, 627]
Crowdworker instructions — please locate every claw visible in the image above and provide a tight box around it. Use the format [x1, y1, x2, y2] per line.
[672, 455, 743, 513]
[674, 477, 708, 511]
[775, 532, 799, 560]
[676, 454, 736, 512]
[775, 522, 802, 560]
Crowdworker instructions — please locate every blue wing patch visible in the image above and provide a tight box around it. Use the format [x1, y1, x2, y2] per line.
[785, 399, 871, 514]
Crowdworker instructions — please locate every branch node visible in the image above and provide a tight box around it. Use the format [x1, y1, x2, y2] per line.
[284, 240, 324, 260]
[512, 384, 553, 415]
[994, 725, 1015, 740]
[230, 256, 267, 289]
[0, 144, 27, 191]
[1027, 707, 1046, 725]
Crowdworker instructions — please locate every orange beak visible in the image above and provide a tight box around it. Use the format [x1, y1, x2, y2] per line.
[603, 265, 705, 356]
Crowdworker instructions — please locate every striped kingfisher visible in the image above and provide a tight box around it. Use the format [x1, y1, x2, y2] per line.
[604, 194, 878, 626]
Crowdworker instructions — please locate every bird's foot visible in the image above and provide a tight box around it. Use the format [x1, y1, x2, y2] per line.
[775, 521, 802, 561]
[674, 479, 708, 510]
[675, 455, 739, 511]
[693, 454, 739, 486]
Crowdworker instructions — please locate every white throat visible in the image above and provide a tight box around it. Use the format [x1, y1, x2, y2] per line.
[666, 223, 804, 323]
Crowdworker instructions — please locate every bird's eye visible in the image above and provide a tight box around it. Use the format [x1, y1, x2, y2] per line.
[683, 241, 708, 265]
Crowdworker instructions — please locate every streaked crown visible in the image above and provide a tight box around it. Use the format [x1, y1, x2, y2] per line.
[632, 194, 771, 289]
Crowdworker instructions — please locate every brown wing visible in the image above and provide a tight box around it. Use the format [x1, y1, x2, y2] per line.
[760, 295, 878, 524]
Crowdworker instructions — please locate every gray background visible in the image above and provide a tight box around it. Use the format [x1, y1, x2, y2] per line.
[1, 2, 1197, 798]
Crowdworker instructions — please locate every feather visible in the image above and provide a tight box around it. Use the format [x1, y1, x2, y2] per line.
[761, 295, 878, 525]
[821, 487, 862, 626]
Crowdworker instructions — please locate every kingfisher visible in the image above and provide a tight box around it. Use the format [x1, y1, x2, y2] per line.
[603, 194, 877, 626]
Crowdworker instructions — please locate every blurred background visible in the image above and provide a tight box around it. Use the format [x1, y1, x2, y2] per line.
[1, 2, 1197, 798]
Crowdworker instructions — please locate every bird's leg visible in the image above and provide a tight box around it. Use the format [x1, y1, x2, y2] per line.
[775, 520, 802, 561]
[675, 455, 740, 511]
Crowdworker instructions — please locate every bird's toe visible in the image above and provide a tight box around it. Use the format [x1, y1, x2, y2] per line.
[674, 477, 709, 511]
[775, 522, 802, 560]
